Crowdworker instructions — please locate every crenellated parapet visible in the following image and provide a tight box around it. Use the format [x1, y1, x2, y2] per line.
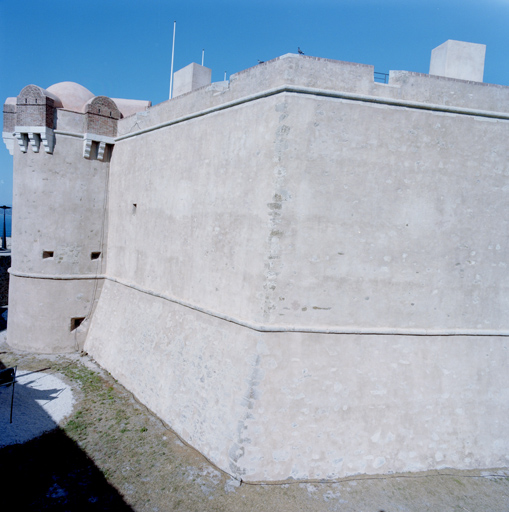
[2, 98, 16, 155]
[16, 84, 60, 128]
[3, 81, 150, 160]
[14, 84, 62, 154]
[83, 96, 121, 160]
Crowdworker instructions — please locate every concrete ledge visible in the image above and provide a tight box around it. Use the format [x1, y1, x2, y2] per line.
[9, 270, 509, 337]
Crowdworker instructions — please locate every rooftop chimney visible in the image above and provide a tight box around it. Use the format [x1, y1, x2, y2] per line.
[429, 40, 486, 82]
[173, 63, 212, 98]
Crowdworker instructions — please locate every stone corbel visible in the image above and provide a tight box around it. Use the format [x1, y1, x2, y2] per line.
[83, 138, 93, 159]
[14, 126, 55, 154]
[28, 132, 41, 153]
[83, 133, 115, 161]
[40, 129, 55, 154]
[15, 132, 28, 152]
[97, 141, 107, 161]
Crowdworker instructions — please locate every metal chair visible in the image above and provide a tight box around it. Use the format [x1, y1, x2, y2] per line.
[0, 365, 17, 423]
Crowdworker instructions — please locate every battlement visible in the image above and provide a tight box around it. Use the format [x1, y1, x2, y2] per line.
[5, 48, 509, 157]
[118, 52, 509, 140]
[2, 81, 150, 158]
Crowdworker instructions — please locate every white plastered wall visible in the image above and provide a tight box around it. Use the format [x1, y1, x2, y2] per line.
[85, 71, 509, 479]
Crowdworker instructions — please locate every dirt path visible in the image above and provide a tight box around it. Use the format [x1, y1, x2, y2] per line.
[1, 332, 508, 511]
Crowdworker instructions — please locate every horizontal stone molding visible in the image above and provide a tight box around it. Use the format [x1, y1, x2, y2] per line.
[9, 269, 509, 337]
[54, 129, 86, 139]
[83, 133, 115, 143]
[9, 269, 105, 280]
[11, 85, 509, 156]
[116, 84, 509, 143]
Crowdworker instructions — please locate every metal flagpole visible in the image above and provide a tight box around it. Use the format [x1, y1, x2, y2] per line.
[169, 20, 176, 99]
[202, 49, 205, 66]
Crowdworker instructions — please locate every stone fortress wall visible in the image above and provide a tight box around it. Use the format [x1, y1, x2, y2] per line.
[3, 40, 509, 481]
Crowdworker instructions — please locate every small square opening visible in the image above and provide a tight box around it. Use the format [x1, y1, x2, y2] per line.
[70, 317, 85, 331]
[91, 251, 101, 260]
[42, 251, 54, 259]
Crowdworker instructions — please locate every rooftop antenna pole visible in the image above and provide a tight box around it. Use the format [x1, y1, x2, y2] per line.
[169, 20, 176, 99]
[224, 71, 226, 81]
[202, 49, 205, 66]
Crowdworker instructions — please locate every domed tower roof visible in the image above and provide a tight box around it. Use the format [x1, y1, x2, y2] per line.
[46, 82, 94, 112]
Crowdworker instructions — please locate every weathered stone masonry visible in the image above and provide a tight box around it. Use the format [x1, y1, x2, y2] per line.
[3, 41, 509, 481]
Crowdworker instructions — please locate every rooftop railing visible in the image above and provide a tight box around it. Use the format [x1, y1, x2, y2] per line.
[374, 72, 389, 84]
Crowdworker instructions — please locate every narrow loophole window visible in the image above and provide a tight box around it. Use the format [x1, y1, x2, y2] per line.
[42, 251, 54, 259]
[70, 317, 85, 331]
[91, 251, 101, 260]
[132, 203, 137, 215]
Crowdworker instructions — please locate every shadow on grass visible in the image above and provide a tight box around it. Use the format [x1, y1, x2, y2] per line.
[0, 305, 7, 332]
[0, 352, 133, 511]
[0, 429, 133, 510]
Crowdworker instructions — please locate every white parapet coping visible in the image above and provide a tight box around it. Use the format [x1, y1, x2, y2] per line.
[115, 84, 509, 143]
[2, 131, 14, 155]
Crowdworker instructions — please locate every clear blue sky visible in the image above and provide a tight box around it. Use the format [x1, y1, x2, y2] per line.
[1, 0, 508, 206]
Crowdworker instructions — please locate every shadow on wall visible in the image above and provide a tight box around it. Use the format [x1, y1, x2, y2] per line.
[0, 359, 133, 510]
